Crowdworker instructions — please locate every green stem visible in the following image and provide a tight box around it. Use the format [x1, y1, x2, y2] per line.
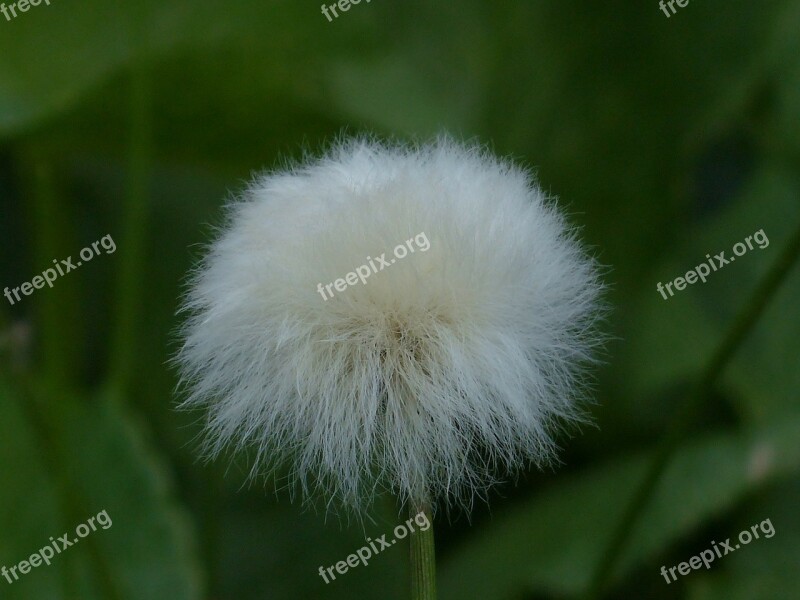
[24, 148, 79, 387]
[410, 502, 436, 600]
[109, 63, 151, 397]
[585, 219, 800, 599]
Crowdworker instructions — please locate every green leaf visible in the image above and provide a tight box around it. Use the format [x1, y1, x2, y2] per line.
[0, 0, 345, 138]
[323, 2, 491, 136]
[0, 379, 202, 599]
[619, 166, 800, 425]
[439, 414, 800, 599]
[765, 0, 800, 157]
[688, 478, 800, 600]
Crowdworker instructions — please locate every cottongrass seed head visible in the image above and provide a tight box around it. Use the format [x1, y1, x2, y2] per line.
[176, 136, 605, 516]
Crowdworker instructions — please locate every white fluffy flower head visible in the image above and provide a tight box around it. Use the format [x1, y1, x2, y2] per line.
[177, 137, 604, 514]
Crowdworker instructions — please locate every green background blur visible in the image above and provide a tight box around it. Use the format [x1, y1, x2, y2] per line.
[1, 1, 799, 599]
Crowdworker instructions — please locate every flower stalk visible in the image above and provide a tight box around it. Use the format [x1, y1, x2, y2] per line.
[410, 502, 436, 600]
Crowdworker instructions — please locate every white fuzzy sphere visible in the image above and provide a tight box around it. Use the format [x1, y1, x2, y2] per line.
[177, 137, 604, 513]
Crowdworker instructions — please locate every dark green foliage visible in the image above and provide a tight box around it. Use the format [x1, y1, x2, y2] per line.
[1, 1, 799, 598]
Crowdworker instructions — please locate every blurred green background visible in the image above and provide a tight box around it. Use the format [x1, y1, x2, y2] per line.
[1, 1, 799, 598]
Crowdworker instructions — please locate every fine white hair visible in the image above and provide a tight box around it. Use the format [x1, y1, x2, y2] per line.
[176, 136, 605, 514]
